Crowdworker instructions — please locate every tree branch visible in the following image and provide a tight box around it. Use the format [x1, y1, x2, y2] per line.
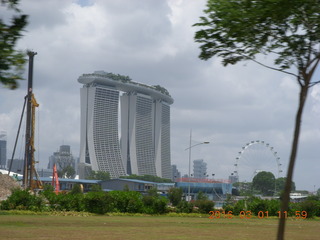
[248, 57, 298, 78]
[309, 80, 320, 88]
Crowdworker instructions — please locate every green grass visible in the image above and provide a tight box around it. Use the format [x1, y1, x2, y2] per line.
[0, 213, 319, 240]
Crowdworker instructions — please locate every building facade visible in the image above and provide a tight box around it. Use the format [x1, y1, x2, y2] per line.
[79, 83, 126, 179]
[78, 71, 173, 179]
[171, 164, 181, 181]
[48, 145, 76, 173]
[0, 132, 7, 169]
[154, 100, 171, 179]
[6, 159, 23, 173]
[193, 159, 207, 179]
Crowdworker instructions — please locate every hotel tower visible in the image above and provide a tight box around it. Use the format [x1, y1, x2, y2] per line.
[78, 71, 173, 179]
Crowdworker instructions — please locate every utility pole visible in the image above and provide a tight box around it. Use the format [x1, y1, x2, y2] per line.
[23, 51, 37, 189]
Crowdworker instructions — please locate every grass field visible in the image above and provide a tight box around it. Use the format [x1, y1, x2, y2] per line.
[0, 214, 319, 240]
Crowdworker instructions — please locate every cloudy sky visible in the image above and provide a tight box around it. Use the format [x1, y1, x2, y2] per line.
[1, 0, 319, 191]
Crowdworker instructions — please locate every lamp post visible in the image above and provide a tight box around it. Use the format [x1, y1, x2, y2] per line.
[185, 129, 209, 201]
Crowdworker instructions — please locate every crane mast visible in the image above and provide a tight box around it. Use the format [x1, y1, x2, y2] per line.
[23, 51, 42, 190]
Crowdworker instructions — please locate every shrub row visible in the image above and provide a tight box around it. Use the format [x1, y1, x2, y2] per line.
[0, 187, 169, 215]
[223, 196, 320, 218]
[0, 187, 215, 215]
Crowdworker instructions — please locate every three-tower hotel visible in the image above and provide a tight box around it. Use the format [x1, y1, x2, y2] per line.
[78, 71, 174, 179]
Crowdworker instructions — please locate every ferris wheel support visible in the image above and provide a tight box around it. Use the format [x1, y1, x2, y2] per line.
[233, 140, 283, 190]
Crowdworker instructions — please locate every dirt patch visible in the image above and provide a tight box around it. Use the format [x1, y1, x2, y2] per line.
[0, 174, 21, 201]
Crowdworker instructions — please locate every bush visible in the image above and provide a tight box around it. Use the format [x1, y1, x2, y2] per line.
[297, 200, 320, 218]
[194, 200, 214, 214]
[167, 188, 183, 206]
[143, 195, 168, 214]
[176, 200, 194, 213]
[223, 197, 281, 216]
[266, 199, 280, 216]
[0, 189, 44, 211]
[232, 199, 246, 215]
[83, 192, 114, 214]
[56, 193, 85, 212]
[108, 191, 144, 213]
[70, 184, 83, 194]
[248, 198, 269, 215]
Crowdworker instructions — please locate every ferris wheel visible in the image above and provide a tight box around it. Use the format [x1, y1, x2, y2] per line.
[233, 140, 283, 183]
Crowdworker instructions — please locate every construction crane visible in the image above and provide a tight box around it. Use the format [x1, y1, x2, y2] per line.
[22, 51, 43, 190]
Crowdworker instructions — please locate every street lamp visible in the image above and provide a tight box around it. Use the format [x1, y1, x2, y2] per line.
[185, 129, 209, 201]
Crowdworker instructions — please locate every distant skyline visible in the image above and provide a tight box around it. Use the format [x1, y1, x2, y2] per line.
[0, 0, 319, 191]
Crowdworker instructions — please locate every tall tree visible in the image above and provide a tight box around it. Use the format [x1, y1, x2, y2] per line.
[275, 177, 296, 194]
[168, 187, 183, 206]
[0, 0, 28, 89]
[252, 171, 275, 196]
[194, 1, 320, 239]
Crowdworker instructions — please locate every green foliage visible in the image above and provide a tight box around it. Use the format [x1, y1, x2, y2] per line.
[167, 188, 183, 206]
[234, 182, 253, 196]
[194, 0, 320, 74]
[0, 0, 28, 89]
[40, 185, 84, 212]
[90, 184, 103, 192]
[194, 2, 320, 236]
[196, 191, 208, 201]
[275, 178, 296, 193]
[152, 85, 171, 96]
[176, 200, 194, 213]
[248, 198, 270, 215]
[40, 185, 59, 206]
[143, 187, 169, 214]
[223, 197, 281, 216]
[91, 72, 132, 82]
[56, 193, 84, 212]
[297, 200, 320, 218]
[232, 199, 247, 215]
[146, 187, 159, 197]
[120, 174, 173, 183]
[0, 188, 44, 211]
[70, 184, 83, 195]
[143, 195, 168, 214]
[83, 191, 113, 214]
[59, 166, 76, 179]
[108, 191, 144, 213]
[194, 200, 214, 214]
[252, 171, 275, 196]
[86, 171, 110, 181]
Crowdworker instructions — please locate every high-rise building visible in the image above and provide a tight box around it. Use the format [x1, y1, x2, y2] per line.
[171, 164, 181, 181]
[154, 100, 171, 179]
[7, 159, 24, 173]
[78, 82, 125, 179]
[0, 132, 7, 169]
[48, 145, 76, 172]
[121, 93, 156, 176]
[78, 71, 173, 179]
[193, 159, 207, 179]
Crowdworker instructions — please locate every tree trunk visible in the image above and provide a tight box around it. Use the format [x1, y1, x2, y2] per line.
[277, 84, 309, 240]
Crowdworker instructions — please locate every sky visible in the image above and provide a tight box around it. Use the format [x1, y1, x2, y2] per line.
[0, 0, 319, 191]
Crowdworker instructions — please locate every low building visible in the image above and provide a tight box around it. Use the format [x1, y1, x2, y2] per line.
[100, 179, 156, 193]
[31, 177, 100, 192]
[175, 178, 232, 201]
